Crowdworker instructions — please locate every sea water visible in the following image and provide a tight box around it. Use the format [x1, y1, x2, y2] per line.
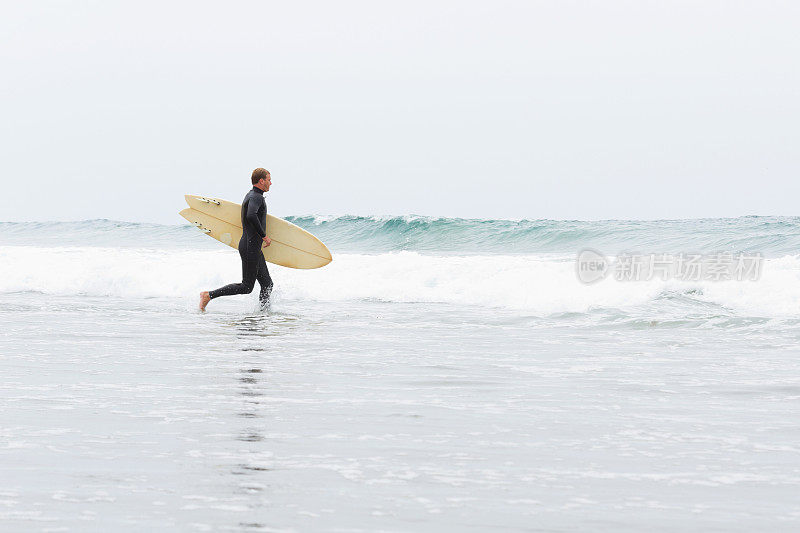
[1, 216, 800, 531]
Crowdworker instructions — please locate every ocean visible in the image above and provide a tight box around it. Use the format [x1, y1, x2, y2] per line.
[2, 215, 800, 531]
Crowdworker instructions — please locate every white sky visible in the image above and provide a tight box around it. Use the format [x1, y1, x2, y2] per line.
[1, 1, 798, 223]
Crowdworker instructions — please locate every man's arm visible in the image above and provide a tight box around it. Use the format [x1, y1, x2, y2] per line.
[245, 196, 267, 239]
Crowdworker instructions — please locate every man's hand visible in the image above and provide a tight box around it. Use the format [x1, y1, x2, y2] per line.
[262, 236, 271, 247]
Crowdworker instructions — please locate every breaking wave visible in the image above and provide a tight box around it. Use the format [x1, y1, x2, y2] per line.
[2, 215, 800, 255]
[3, 245, 800, 317]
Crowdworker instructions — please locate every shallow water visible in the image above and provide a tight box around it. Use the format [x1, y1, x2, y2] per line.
[2, 218, 800, 530]
[3, 291, 800, 531]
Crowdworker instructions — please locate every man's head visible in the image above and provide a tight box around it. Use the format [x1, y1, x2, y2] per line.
[251, 168, 271, 191]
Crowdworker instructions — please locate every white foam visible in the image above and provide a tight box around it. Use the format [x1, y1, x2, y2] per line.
[2, 245, 800, 316]
[697, 254, 800, 316]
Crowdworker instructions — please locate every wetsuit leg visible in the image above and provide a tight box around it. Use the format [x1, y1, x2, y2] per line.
[208, 239, 260, 299]
[255, 255, 273, 304]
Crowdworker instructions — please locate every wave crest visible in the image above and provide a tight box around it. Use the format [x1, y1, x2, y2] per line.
[6, 215, 799, 255]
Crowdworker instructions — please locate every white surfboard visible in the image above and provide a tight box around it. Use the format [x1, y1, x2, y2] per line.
[179, 195, 332, 269]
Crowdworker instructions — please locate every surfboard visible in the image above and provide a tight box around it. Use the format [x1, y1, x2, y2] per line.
[179, 195, 332, 269]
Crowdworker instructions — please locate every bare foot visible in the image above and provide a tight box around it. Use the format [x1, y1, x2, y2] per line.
[199, 291, 211, 312]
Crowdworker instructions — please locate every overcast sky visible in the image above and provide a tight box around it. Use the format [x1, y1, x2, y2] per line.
[1, 1, 798, 223]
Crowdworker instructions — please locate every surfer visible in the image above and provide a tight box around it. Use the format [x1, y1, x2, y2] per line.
[199, 168, 273, 311]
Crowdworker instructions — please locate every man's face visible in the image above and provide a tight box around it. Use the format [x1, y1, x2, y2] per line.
[261, 174, 272, 191]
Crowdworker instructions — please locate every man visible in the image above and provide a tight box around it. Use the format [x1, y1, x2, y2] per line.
[200, 168, 273, 311]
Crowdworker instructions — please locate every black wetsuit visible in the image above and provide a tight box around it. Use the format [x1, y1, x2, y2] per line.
[209, 187, 273, 304]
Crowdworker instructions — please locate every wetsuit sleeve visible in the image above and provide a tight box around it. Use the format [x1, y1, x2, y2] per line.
[246, 196, 267, 239]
